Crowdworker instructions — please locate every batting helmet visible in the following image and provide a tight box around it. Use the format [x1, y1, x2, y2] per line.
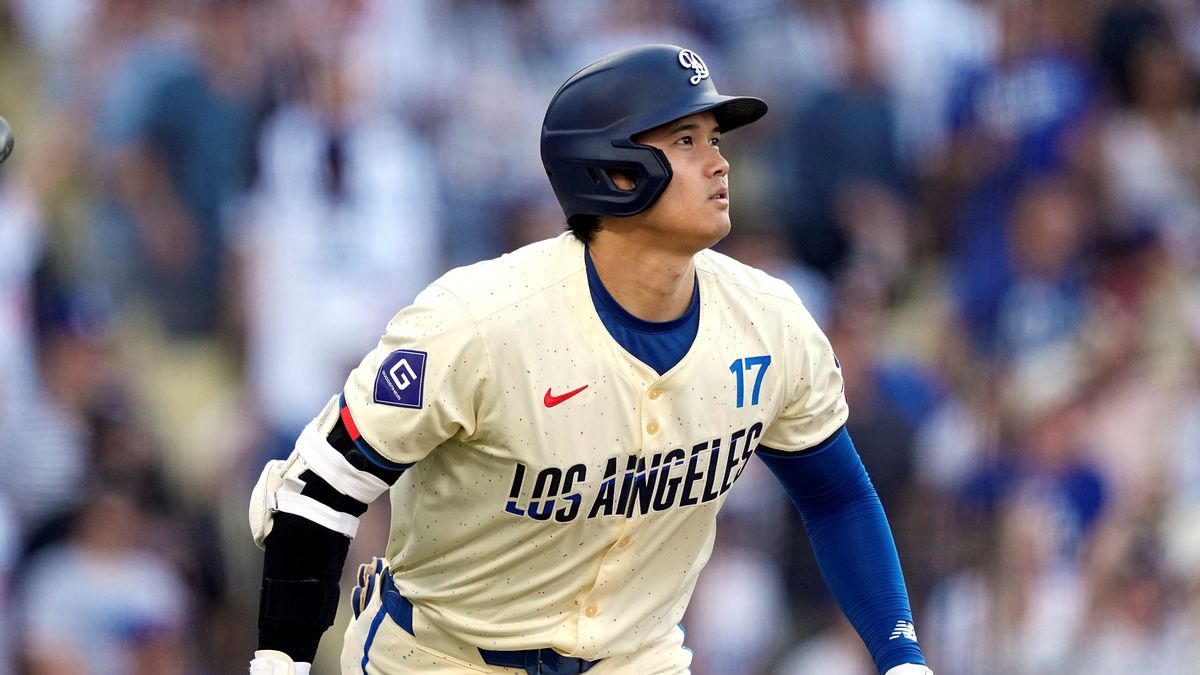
[540, 44, 767, 225]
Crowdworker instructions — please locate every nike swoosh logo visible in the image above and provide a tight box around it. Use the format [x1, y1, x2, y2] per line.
[544, 385, 588, 408]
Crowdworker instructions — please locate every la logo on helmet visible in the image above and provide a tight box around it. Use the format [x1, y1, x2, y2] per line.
[677, 49, 709, 85]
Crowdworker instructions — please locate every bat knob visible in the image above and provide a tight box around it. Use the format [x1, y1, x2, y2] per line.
[0, 116, 14, 164]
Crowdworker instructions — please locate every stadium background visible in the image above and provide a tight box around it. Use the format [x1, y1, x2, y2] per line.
[1, 0, 1199, 673]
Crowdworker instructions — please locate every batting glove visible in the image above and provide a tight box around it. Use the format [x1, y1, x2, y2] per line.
[884, 665, 933, 675]
[249, 649, 311, 675]
[352, 557, 388, 619]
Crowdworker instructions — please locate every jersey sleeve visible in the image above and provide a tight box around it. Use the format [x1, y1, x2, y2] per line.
[338, 283, 489, 465]
[760, 301, 849, 452]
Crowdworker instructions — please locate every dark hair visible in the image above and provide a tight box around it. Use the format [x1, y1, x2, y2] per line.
[567, 214, 602, 243]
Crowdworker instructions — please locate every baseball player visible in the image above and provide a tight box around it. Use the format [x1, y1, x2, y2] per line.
[248, 44, 933, 675]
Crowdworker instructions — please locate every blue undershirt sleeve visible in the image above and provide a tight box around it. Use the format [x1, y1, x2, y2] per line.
[757, 426, 926, 673]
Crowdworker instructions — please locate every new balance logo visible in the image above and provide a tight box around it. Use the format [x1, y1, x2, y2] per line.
[889, 620, 917, 642]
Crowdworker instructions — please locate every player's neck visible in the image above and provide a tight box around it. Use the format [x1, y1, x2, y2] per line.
[587, 232, 696, 322]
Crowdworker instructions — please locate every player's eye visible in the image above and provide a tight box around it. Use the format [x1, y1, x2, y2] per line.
[709, 137, 721, 147]
[676, 136, 693, 146]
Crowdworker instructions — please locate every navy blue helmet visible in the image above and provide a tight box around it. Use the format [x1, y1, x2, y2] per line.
[540, 44, 767, 225]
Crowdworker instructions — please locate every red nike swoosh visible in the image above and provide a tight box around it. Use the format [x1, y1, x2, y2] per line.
[544, 385, 588, 408]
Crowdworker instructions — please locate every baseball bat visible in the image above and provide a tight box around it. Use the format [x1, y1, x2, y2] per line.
[0, 116, 14, 164]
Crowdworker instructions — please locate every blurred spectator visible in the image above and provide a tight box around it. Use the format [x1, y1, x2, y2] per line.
[87, 388, 231, 656]
[776, 613, 873, 675]
[0, 281, 112, 542]
[964, 359, 1109, 567]
[924, 495, 1088, 675]
[775, 0, 911, 278]
[495, 196, 575, 253]
[89, 0, 259, 337]
[341, 0, 451, 119]
[0, 175, 44, 410]
[921, 342, 1109, 673]
[5, 0, 164, 305]
[871, 0, 996, 165]
[234, 45, 441, 460]
[1162, 288, 1200, 578]
[0, 496, 17, 675]
[956, 175, 1093, 359]
[715, 219, 832, 326]
[81, 0, 267, 500]
[1068, 505, 1198, 673]
[834, 183, 917, 306]
[942, 0, 1097, 182]
[15, 480, 189, 675]
[685, 537, 791, 675]
[1075, 224, 1197, 509]
[913, 366, 1000, 494]
[684, 455, 793, 675]
[824, 287, 924, 509]
[996, 177, 1092, 359]
[686, 0, 842, 109]
[1097, 9, 1200, 264]
[941, 0, 1100, 357]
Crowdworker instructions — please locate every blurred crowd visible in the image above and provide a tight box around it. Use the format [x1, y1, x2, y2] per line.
[1, 0, 1200, 673]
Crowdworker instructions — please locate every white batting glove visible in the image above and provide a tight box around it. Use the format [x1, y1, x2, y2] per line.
[249, 650, 311, 675]
[884, 665, 933, 675]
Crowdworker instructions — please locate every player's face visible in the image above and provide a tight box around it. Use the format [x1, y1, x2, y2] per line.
[629, 111, 731, 250]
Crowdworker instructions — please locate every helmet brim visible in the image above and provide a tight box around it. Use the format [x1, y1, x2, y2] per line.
[628, 95, 768, 138]
[710, 96, 769, 133]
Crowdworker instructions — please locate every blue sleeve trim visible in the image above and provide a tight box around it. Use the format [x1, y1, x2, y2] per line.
[757, 427, 927, 672]
[757, 427, 845, 457]
[352, 437, 411, 472]
[337, 393, 411, 472]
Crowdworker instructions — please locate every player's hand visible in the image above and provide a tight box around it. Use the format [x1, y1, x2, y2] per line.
[352, 557, 388, 619]
[249, 649, 311, 675]
[884, 665, 933, 675]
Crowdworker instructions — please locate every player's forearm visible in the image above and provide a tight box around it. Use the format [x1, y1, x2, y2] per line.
[250, 396, 408, 662]
[758, 427, 927, 673]
[258, 512, 352, 661]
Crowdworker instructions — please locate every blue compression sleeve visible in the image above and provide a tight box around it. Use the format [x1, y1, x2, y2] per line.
[758, 427, 926, 673]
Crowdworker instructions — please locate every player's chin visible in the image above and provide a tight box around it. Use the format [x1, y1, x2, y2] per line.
[700, 215, 732, 248]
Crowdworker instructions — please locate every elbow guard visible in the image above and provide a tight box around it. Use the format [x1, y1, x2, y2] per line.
[250, 395, 408, 545]
[253, 395, 409, 662]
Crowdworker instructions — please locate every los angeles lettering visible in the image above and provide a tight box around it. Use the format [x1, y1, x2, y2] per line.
[504, 422, 763, 522]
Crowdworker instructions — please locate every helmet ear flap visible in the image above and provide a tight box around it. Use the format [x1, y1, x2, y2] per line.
[541, 137, 672, 220]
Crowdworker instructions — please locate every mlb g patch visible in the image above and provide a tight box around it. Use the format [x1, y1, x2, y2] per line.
[374, 350, 427, 409]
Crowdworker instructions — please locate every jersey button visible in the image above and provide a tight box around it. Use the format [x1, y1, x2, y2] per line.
[646, 421, 659, 435]
[648, 388, 662, 400]
[584, 604, 598, 618]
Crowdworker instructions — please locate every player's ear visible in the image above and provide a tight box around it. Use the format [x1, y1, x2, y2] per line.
[607, 169, 638, 191]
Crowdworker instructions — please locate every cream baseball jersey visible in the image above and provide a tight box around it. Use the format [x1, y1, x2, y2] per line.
[306, 232, 847, 660]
